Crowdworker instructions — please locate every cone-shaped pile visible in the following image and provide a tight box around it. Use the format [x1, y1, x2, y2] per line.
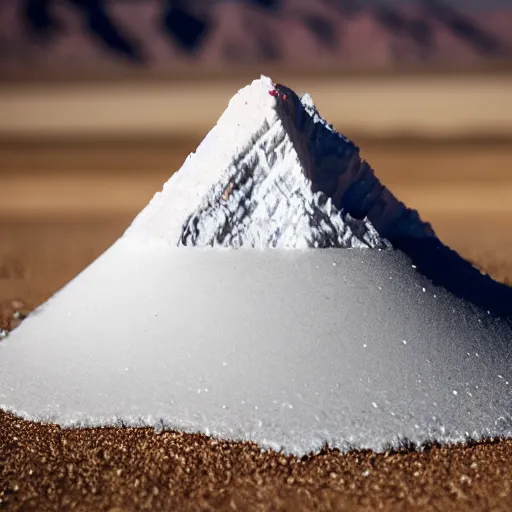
[1, 77, 511, 455]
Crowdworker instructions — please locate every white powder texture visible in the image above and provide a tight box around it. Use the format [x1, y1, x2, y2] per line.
[2, 76, 508, 457]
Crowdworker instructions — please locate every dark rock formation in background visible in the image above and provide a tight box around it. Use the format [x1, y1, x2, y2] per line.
[2, 0, 509, 76]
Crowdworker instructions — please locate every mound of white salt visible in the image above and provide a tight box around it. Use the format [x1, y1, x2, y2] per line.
[0, 76, 511, 456]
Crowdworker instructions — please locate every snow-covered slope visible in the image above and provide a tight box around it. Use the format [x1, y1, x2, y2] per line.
[0, 76, 511, 456]
[127, 76, 430, 248]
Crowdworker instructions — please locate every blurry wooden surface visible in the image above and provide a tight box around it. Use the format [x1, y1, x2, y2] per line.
[0, 137, 511, 308]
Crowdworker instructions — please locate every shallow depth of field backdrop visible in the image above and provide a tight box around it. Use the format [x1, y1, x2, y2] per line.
[1, 0, 512, 293]
[1, 1, 512, 510]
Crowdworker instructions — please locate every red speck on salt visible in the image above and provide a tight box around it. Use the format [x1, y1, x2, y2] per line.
[269, 89, 278, 97]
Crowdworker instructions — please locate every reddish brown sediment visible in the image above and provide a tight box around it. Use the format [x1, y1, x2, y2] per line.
[2, 410, 512, 511]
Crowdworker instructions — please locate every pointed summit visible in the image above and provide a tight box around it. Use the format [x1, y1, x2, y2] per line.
[126, 76, 430, 249]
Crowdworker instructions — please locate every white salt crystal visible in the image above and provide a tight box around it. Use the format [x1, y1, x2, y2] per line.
[0, 77, 511, 457]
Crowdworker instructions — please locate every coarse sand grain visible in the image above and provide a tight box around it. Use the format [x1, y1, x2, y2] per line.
[2, 410, 512, 511]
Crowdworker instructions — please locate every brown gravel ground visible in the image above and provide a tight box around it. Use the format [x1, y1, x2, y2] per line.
[1, 139, 512, 511]
[2, 411, 512, 512]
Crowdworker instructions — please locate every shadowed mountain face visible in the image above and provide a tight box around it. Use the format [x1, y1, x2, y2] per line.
[275, 82, 512, 318]
[0, 0, 510, 76]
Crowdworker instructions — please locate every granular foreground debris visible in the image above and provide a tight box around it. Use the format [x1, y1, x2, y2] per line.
[2, 411, 512, 511]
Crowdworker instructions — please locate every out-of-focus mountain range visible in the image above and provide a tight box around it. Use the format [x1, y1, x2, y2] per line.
[1, 0, 511, 79]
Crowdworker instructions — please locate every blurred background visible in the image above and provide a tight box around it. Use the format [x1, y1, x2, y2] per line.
[0, 0, 511, 308]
